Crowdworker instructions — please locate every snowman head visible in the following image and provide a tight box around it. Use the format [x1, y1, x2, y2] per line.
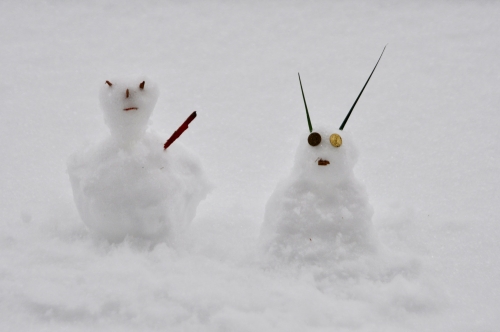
[292, 125, 358, 184]
[296, 72, 359, 177]
[294, 46, 385, 182]
[99, 76, 160, 143]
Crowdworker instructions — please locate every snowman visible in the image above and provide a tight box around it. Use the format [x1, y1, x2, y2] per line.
[260, 48, 386, 264]
[67, 76, 210, 245]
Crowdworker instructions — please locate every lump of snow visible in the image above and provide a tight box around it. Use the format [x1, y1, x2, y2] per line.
[67, 76, 210, 245]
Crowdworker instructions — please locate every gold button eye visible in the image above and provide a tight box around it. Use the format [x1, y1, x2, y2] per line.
[308, 132, 321, 146]
[330, 133, 342, 147]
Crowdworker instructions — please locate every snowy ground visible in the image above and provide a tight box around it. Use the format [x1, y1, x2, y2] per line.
[1, 0, 499, 331]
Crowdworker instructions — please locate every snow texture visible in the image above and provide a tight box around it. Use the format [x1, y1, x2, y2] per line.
[68, 77, 210, 244]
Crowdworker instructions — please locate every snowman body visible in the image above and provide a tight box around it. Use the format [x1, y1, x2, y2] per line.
[260, 127, 378, 263]
[68, 77, 209, 244]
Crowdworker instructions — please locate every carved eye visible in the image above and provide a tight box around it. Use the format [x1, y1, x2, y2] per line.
[139, 81, 145, 90]
[308, 132, 321, 146]
[105, 81, 113, 87]
[330, 133, 342, 147]
[126, 89, 129, 98]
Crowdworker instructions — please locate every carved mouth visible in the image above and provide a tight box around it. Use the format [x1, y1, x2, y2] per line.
[123, 107, 138, 111]
[317, 159, 330, 166]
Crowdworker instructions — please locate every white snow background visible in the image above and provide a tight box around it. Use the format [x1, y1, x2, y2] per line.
[1, 0, 499, 330]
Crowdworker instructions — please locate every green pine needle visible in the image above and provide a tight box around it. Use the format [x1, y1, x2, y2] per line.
[339, 45, 387, 131]
[298, 73, 313, 133]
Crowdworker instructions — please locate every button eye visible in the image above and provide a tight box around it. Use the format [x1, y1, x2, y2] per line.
[329, 133, 342, 147]
[308, 132, 321, 146]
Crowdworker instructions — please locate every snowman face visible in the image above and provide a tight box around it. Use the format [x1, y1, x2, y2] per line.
[307, 131, 343, 165]
[99, 77, 160, 142]
[292, 126, 358, 183]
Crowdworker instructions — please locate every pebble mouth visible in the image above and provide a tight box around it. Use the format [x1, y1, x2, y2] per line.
[123, 107, 138, 111]
[317, 159, 330, 166]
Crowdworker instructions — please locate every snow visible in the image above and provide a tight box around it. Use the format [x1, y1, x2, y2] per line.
[1, 0, 500, 331]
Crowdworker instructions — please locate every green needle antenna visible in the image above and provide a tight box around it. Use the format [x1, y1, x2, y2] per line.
[298, 73, 313, 133]
[339, 45, 387, 130]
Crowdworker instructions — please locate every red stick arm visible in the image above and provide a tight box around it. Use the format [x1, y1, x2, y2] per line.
[164, 111, 197, 150]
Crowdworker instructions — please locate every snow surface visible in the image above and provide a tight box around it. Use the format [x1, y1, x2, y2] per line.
[1, 0, 499, 331]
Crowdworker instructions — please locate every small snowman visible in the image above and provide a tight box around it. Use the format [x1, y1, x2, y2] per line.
[68, 76, 210, 245]
[260, 48, 386, 264]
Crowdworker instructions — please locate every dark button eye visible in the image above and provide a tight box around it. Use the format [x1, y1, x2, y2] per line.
[139, 81, 145, 89]
[308, 132, 321, 146]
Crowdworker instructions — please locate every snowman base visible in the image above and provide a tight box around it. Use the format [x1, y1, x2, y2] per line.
[68, 131, 210, 245]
